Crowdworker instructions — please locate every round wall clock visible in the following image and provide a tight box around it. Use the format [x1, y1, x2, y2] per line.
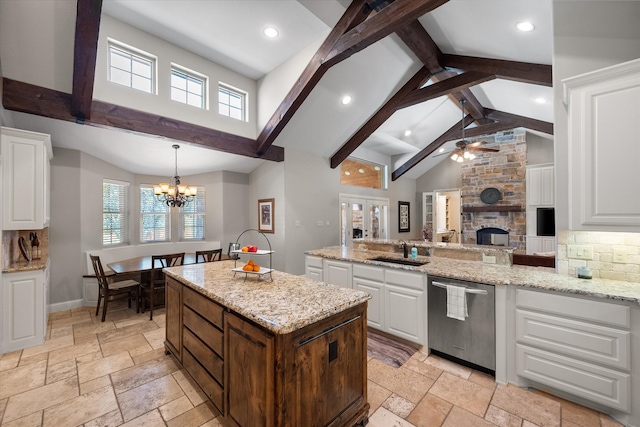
[480, 187, 501, 205]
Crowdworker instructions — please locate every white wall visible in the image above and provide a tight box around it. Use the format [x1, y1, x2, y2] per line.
[526, 133, 554, 165]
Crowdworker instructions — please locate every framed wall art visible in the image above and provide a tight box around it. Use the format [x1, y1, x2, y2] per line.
[258, 198, 275, 233]
[398, 201, 410, 232]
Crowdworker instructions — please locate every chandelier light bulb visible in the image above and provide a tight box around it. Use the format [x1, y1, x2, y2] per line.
[155, 145, 196, 208]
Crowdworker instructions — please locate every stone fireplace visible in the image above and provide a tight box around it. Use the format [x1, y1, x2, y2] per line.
[461, 130, 527, 250]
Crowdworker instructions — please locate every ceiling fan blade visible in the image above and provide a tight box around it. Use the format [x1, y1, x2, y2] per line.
[434, 148, 458, 158]
[467, 140, 487, 148]
[468, 146, 500, 152]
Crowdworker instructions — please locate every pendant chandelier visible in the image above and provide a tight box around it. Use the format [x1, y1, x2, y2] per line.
[451, 99, 475, 163]
[154, 144, 196, 208]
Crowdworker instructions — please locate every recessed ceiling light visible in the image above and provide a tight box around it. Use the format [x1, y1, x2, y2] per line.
[533, 97, 547, 104]
[263, 27, 279, 38]
[374, 166, 380, 171]
[438, 147, 445, 153]
[344, 171, 350, 176]
[358, 168, 365, 173]
[516, 21, 535, 32]
[341, 95, 352, 105]
[404, 130, 412, 137]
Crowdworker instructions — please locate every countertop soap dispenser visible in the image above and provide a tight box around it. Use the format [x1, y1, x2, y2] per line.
[411, 244, 418, 259]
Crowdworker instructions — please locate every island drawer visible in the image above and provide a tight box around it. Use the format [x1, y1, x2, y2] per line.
[183, 306, 223, 356]
[183, 349, 223, 413]
[184, 286, 224, 330]
[183, 327, 224, 384]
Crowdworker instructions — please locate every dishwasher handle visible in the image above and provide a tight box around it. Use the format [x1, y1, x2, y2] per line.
[430, 281, 488, 295]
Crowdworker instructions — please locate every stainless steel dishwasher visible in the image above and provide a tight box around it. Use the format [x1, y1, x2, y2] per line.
[428, 276, 495, 372]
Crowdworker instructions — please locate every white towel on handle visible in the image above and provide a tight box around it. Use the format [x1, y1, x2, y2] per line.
[446, 285, 468, 321]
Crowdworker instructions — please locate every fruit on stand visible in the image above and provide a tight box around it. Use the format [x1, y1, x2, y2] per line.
[242, 259, 260, 272]
[241, 245, 258, 253]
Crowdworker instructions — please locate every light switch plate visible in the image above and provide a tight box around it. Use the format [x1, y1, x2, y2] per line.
[567, 245, 593, 260]
[613, 248, 628, 263]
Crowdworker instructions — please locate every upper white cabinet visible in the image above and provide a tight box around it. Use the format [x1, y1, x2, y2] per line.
[526, 165, 554, 206]
[2, 127, 53, 230]
[563, 59, 640, 232]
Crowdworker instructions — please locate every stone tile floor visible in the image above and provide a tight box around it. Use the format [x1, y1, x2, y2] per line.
[0, 300, 625, 427]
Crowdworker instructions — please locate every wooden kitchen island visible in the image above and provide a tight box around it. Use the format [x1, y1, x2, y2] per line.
[163, 260, 371, 427]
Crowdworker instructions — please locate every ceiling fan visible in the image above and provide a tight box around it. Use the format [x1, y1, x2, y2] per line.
[435, 99, 499, 162]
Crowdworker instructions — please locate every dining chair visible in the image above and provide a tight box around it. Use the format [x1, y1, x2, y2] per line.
[195, 249, 223, 263]
[140, 252, 185, 320]
[90, 254, 140, 322]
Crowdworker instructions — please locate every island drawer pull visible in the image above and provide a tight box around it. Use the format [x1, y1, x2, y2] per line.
[430, 281, 488, 295]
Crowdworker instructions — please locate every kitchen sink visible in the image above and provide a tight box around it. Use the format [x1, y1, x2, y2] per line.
[369, 256, 428, 267]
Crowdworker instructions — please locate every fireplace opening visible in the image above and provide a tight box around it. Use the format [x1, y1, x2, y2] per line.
[477, 227, 509, 246]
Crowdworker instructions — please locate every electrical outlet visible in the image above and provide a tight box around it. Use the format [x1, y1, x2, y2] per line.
[567, 245, 593, 260]
[613, 248, 628, 264]
[483, 254, 496, 264]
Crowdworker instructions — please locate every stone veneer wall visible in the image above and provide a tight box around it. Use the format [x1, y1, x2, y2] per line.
[460, 130, 527, 250]
[557, 230, 640, 282]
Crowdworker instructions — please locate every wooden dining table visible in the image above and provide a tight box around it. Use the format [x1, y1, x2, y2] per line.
[107, 253, 229, 275]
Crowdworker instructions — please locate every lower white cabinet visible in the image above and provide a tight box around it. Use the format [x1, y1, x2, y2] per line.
[353, 264, 385, 330]
[384, 270, 425, 344]
[323, 259, 352, 289]
[304, 255, 324, 282]
[2, 265, 49, 352]
[514, 288, 632, 413]
[526, 236, 555, 254]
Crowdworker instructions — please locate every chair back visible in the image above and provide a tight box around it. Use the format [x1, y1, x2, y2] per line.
[150, 253, 185, 287]
[90, 254, 110, 293]
[196, 249, 222, 263]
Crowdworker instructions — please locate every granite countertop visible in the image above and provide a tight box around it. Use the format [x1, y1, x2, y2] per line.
[164, 260, 370, 334]
[306, 246, 640, 304]
[3, 258, 48, 273]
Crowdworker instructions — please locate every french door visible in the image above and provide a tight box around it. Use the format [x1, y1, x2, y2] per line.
[340, 195, 388, 246]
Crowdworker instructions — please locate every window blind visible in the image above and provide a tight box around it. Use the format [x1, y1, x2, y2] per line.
[140, 186, 170, 243]
[180, 187, 205, 241]
[103, 180, 130, 246]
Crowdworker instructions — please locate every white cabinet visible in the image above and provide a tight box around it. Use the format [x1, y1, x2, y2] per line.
[304, 255, 324, 282]
[323, 259, 352, 289]
[2, 264, 49, 352]
[514, 288, 631, 412]
[1, 127, 53, 230]
[563, 59, 640, 232]
[526, 236, 555, 255]
[353, 264, 385, 330]
[384, 269, 425, 345]
[526, 165, 554, 206]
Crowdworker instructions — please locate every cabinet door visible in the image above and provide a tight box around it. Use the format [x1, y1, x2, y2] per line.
[353, 276, 384, 330]
[2, 271, 45, 352]
[323, 260, 352, 289]
[225, 313, 275, 427]
[542, 237, 555, 253]
[384, 284, 424, 345]
[526, 236, 542, 255]
[165, 277, 183, 360]
[305, 255, 324, 282]
[540, 167, 555, 205]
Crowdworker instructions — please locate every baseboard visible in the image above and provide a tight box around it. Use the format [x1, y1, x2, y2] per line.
[48, 299, 86, 313]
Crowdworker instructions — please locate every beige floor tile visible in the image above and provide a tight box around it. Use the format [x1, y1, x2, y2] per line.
[114, 315, 149, 330]
[79, 375, 112, 396]
[442, 406, 496, 427]
[428, 372, 493, 417]
[368, 407, 416, 427]
[77, 351, 134, 384]
[0, 352, 22, 372]
[367, 380, 392, 414]
[16, 353, 48, 368]
[117, 374, 185, 422]
[132, 348, 167, 365]
[100, 333, 153, 358]
[0, 398, 7, 422]
[600, 413, 624, 427]
[42, 385, 118, 426]
[0, 360, 47, 400]
[20, 336, 74, 359]
[48, 325, 73, 340]
[49, 312, 92, 329]
[491, 384, 560, 427]
[381, 394, 415, 418]
[166, 402, 215, 427]
[368, 359, 434, 404]
[484, 404, 523, 427]
[407, 392, 452, 427]
[423, 354, 472, 379]
[45, 360, 76, 384]
[143, 327, 167, 350]
[172, 370, 207, 407]
[523, 421, 540, 427]
[159, 395, 194, 422]
[47, 311, 71, 321]
[560, 399, 600, 427]
[72, 321, 116, 340]
[402, 356, 444, 381]
[2, 377, 79, 424]
[47, 340, 101, 366]
[152, 314, 166, 328]
[200, 417, 224, 427]
[469, 370, 497, 391]
[84, 408, 123, 427]
[97, 321, 158, 345]
[1, 410, 43, 427]
[111, 355, 179, 395]
[119, 410, 166, 427]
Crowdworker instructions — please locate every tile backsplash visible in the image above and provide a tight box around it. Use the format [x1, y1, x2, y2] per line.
[557, 230, 640, 282]
[2, 228, 49, 269]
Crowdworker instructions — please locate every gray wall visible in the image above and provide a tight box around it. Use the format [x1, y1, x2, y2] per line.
[526, 133, 554, 165]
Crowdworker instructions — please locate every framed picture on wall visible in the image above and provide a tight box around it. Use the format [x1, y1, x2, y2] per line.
[258, 198, 275, 233]
[398, 201, 410, 232]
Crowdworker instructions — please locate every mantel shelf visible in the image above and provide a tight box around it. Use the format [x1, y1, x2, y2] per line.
[463, 206, 524, 213]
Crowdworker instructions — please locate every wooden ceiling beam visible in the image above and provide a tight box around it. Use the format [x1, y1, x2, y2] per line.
[71, 0, 102, 121]
[255, 0, 371, 156]
[2, 78, 284, 162]
[443, 54, 552, 86]
[485, 109, 554, 135]
[330, 66, 432, 169]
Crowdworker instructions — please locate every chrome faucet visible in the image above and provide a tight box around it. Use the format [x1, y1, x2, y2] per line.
[400, 241, 408, 258]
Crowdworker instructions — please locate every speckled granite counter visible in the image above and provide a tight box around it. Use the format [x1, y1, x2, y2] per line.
[306, 246, 640, 304]
[164, 260, 370, 334]
[2, 259, 48, 273]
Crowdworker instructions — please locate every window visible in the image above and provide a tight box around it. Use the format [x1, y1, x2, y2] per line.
[171, 65, 207, 109]
[108, 40, 155, 93]
[103, 180, 130, 246]
[340, 157, 388, 190]
[218, 84, 246, 121]
[180, 187, 205, 241]
[140, 186, 170, 243]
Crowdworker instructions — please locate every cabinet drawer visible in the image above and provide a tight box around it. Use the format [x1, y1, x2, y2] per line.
[183, 306, 223, 357]
[515, 289, 630, 328]
[183, 287, 224, 330]
[305, 255, 323, 269]
[516, 309, 630, 370]
[183, 327, 224, 384]
[516, 344, 630, 412]
[183, 349, 223, 413]
[353, 264, 384, 282]
[385, 269, 424, 291]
